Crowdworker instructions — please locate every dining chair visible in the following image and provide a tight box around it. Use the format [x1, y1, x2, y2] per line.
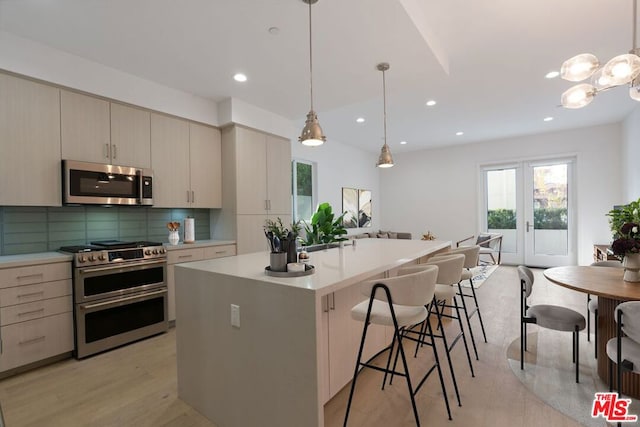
[518, 266, 586, 383]
[606, 301, 640, 427]
[344, 265, 451, 426]
[588, 260, 623, 358]
[456, 233, 503, 265]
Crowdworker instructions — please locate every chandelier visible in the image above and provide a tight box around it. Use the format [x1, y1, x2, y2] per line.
[560, 0, 640, 108]
[298, 0, 326, 146]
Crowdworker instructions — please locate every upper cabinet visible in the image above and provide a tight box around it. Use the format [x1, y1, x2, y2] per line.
[61, 91, 151, 167]
[189, 123, 222, 209]
[110, 103, 151, 168]
[235, 126, 291, 215]
[0, 74, 62, 206]
[151, 114, 221, 208]
[60, 90, 111, 164]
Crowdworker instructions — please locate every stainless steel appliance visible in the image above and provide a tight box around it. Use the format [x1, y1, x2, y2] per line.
[62, 160, 153, 206]
[60, 240, 168, 359]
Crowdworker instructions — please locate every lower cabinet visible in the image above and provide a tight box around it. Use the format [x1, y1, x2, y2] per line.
[321, 273, 390, 403]
[0, 261, 73, 373]
[167, 243, 236, 321]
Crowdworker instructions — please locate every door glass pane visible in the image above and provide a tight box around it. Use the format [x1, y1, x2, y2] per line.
[294, 161, 313, 221]
[486, 169, 516, 253]
[533, 164, 568, 256]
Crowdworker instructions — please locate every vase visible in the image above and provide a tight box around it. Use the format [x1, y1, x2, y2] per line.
[168, 230, 180, 246]
[623, 253, 640, 282]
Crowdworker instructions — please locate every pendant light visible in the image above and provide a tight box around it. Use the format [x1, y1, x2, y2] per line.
[376, 63, 394, 168]
[299, 0, 326, 147]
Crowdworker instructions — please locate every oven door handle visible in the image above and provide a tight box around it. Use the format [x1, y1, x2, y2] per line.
[79, 289, 167, 311]
[78, 259, 166, 275]
[137, 169, 143, 205]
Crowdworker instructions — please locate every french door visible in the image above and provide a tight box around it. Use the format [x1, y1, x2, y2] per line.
[481, 157, 576, 267]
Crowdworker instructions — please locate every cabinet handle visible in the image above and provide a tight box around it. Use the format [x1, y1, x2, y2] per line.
[17, 291, 45, 298]
[178, 254, 193, 259]
[18, 308, 45, 317]
[104, 143, 110, 159]
[16, 273, 43, 281]
[187, 190, 190, 203]
[112, 144, 117, 159]
[215, 250, 227, 254]
[19, 336, 46, 346]
[322, 295, 329, 313]
[192, 191, 195, 204]
[329, 292, 336, 310]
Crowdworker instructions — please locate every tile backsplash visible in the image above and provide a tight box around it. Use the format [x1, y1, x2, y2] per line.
[0, 206, 210, 255]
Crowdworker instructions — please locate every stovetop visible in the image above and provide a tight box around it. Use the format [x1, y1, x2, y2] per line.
[60, 240, 166, 266]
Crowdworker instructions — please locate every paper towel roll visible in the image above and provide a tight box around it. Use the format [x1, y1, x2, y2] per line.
[184, 217, 195, 243]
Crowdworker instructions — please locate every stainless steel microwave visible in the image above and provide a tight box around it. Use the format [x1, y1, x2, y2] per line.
[63, 160, 153, 206]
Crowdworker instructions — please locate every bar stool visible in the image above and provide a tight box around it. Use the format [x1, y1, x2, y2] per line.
[343, 266, 449, 427]
[432, 245, 485, 360]
[398, 254, 473, 408]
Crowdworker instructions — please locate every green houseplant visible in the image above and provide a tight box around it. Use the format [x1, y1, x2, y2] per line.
[607, 199, 640, 281]
[303, 202, 348, 246]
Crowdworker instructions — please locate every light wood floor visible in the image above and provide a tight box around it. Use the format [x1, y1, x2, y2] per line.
[0, 266, 588, 427]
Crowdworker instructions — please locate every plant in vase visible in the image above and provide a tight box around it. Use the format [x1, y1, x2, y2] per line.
[607, 199, 640, 281]
[167, 221, 180, 245]
[264, 218, 301, 264]
[302, 202, 348, 248]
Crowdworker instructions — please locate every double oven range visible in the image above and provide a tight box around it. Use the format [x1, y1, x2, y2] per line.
[60, 240, 168, 359]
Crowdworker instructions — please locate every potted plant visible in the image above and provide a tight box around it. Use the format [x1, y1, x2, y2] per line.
[607, 199, 640, 281]
[302, 202, 348, 250]
[264, 218, 301, 263]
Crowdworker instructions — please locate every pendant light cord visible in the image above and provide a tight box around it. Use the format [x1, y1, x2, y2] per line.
[308, 0, 314, 111]
[382, 69, 387, 146]
[634, 0, 638, 50]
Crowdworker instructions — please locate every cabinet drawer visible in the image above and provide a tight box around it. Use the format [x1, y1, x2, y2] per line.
[203, 245, 236, 259]
[0, 312, 74, 372]
[168, 248, 205, 264]
[1, 296, 72, 326]
[0, 279, 72, 308]
[0, 263, 71, 289]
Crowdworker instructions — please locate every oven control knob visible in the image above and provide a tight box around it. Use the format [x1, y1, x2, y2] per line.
[160, 248, 166, 254]
[152, 249, 159, 254]
[89, 255, 96, 262]
[78, 255, 86, 263]
[145, 249, 151, 256]
[98, 254, 106, 261]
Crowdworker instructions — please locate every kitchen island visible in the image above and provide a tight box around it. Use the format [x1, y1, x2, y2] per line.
[174, 238, 450, 427]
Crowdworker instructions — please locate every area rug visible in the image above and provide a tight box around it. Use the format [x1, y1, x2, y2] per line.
[507, 331, 640, 427]
[460, 264, 499, 288]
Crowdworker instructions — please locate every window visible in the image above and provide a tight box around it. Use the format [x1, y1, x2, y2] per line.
[292, 159, 316, 222]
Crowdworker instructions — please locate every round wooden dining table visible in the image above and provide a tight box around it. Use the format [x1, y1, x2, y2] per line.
[544, 265, 640, 398]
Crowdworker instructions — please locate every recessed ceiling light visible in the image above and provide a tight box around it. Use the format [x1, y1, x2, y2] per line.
[268, 27, 280, 35]
[400, 141, 407, 145]
[456, 131, 464, 136]
[426, 100, 437, 107]
[545, 71, 560, 79]
[356, 117, 365, 123]
[233, 73, 247, 82]
[543, 116, 554, 122]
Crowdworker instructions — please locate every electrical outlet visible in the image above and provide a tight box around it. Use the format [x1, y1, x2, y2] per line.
[231, 304, 240, 328]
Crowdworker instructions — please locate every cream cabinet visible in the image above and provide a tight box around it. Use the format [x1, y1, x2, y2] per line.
[151, 114, 222, 208]
[0, 73, 62, 206]
[220, 125, 292, 254]
[166, 243, 236, 321]
[110, 103, 151, 168]
[61, 91, 151, 167]
[189, 123, 222, 208]
[320, 274, 388, 402]
[0, 261, 73, 373]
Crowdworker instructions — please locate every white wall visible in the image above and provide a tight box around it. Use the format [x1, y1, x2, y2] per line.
[0, 31, 218, 125]
[291, 141, 380, 236]
[380, 123, 623, 265]
[622, 106, 640, 202]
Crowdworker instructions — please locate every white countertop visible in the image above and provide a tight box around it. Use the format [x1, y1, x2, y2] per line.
[164, 239, 236, 251]
[0, 252, 73, 269]
[177, 239, 450, 296]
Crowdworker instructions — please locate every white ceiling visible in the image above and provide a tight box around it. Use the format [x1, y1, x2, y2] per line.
[0, 0, 638, 153]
